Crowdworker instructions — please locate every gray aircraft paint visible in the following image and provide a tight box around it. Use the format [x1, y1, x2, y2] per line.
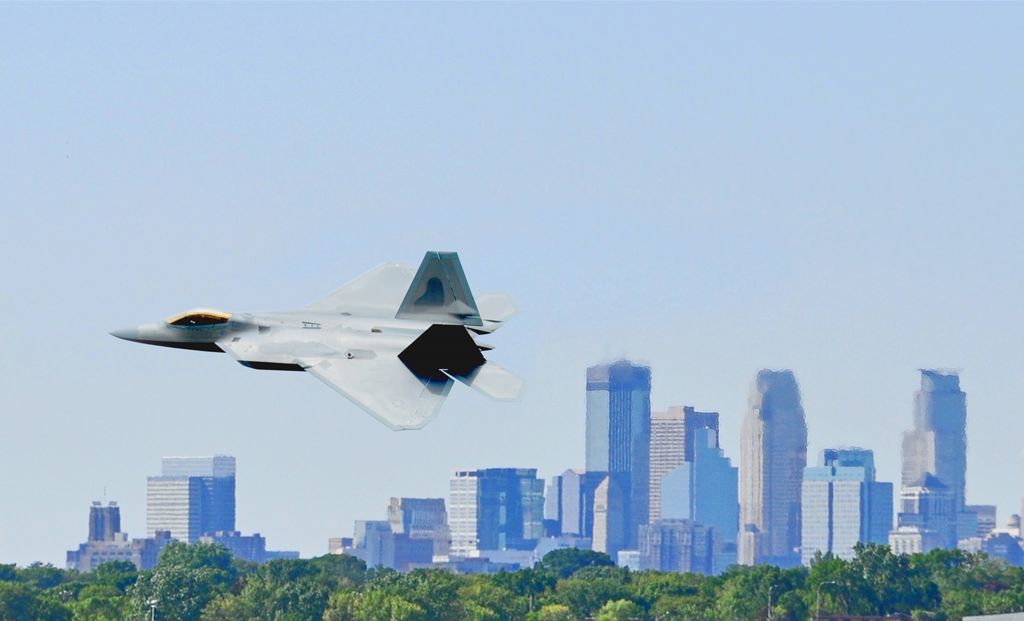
[111, 252, 522, 430]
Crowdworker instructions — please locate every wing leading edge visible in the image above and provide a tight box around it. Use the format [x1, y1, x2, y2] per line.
[305, 262, 415, 316]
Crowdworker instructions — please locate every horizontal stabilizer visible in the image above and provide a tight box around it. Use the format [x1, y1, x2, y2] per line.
[476, 293, 517, 324]
[446, 361, 524, 401]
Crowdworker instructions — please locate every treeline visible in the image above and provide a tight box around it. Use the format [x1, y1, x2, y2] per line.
[3, 544, 1024, 621]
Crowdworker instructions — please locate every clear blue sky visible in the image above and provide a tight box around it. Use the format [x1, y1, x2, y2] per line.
[2, 3, 1022, 566]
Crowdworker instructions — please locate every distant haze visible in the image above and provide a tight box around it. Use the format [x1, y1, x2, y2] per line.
[1, 3, 1022, 565]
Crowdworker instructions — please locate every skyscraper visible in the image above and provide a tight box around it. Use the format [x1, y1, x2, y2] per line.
[147, 455, 236, 543]
[739, 369, 807, 567]
[586, 361, 651, 550]
[387, 497, 450, 560]
[591, 474, 626, 559]
[801, 448, 893, 565]
[889, 473, 957, 554]
[661, 427, 738, 573]
[649, 406, 720, 522]
[545, 468, 613, 545]
[88, 501, 121, 542]
[67, 501, 172, 572]
[900, 370, 972, 540]
[448, 468, 544, 557]
[902, 370, 967, 505]
[343, 520, 433, 571]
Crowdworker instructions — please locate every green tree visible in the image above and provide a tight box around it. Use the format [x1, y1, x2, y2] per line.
[848, 543, 940, 616]
[0, 582, 70, 621]
[199, 594, 254, 621]
[91, 561, 138, 593]
[527, 603, 576, 621]
[323, 589, 427, 621]
[553, 571, 631, 619]
[594, 599, 643, 621]
[536, 549, 615, 580]
[490, 568, 556, 601]
[16, 563, 67, 590]
[127, 543, 237, 621]
[716, 564, 805, 621]
[68, 584, 125, 621]
[459, 579, 526, 620]
[0, 566, 16, 583]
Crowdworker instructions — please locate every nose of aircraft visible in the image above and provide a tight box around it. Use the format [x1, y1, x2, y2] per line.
[110, 327, 141, 341]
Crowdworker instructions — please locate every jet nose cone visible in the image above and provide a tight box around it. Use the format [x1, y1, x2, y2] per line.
[110, 327, 140, 341]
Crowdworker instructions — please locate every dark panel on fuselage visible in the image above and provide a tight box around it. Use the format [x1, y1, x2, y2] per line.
[238, 361, 306, 372]
[134, 339, 223, 353]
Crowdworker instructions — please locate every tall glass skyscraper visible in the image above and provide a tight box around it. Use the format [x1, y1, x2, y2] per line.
[586, 361, 651, 550]
[896, 370, 976, 546]
[739, 369, 807, 567]
[801, 448, 893, 565]
[146, 455, 236, 543]
[902, 370, 968, 510]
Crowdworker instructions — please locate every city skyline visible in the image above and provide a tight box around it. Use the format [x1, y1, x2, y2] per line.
[36, 362, 1018, 573]
[5, 363, 1019, 566]
[4, 3, 1023, 567]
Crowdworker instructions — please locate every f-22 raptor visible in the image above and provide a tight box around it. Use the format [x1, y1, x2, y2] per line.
[111, 252, 522, 430]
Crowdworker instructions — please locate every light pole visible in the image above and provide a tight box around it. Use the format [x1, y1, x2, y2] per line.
[146, 598, 158, 621]
[768, 584, 778, 621]
[815, 581, 837, 621]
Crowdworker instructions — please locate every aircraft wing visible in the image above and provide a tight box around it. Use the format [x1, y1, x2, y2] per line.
[305, 262, 415, 316]
[301, 355, 454, 431]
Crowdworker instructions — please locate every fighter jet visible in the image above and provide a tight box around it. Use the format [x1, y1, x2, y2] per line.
[111, 252, 522, 430]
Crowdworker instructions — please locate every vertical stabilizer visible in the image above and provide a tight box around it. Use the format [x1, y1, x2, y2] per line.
[396, 251, 482, 326]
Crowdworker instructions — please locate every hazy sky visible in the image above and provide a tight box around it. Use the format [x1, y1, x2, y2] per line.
[2, 3, 1022, 566]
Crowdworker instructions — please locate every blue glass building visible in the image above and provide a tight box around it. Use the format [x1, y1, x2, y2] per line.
[146, 455, 236, 543]
[660, 427, 738, 573]
[801, 448, 893, 565]
[449, 468, 545, 556]
[586, 361, 651, 551]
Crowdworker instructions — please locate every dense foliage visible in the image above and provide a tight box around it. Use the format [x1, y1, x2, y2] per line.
[3, 543, 1024, 621]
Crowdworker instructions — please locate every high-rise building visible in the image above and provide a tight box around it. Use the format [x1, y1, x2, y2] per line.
[661, 427, 738, 573]
[88, 502, 121, 542]
[342, 520, 433, 571]
[544, 468, 610, 546]
[889, 473, 957, 553]
[898, 370, 976, 543]
[67, 501, 171, 572]
[147, 455, 236, 543]
[980, 533, 1024, 567]
[586, 361, 651, 550]
[902, 370, 967, 509]
[592, 474, 626, 560]
[387, 497, 450, 561]
[800, 448, 893, 565]
[638, 519, 714, 574]
[648, 406, 720, 522]
[448, 468, 545, 557]
[968, 505, 998, 537]
[739, 369, 807, 567]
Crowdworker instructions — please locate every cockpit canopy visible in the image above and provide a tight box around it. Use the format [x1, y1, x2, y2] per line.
[166, 308, 232, 327]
